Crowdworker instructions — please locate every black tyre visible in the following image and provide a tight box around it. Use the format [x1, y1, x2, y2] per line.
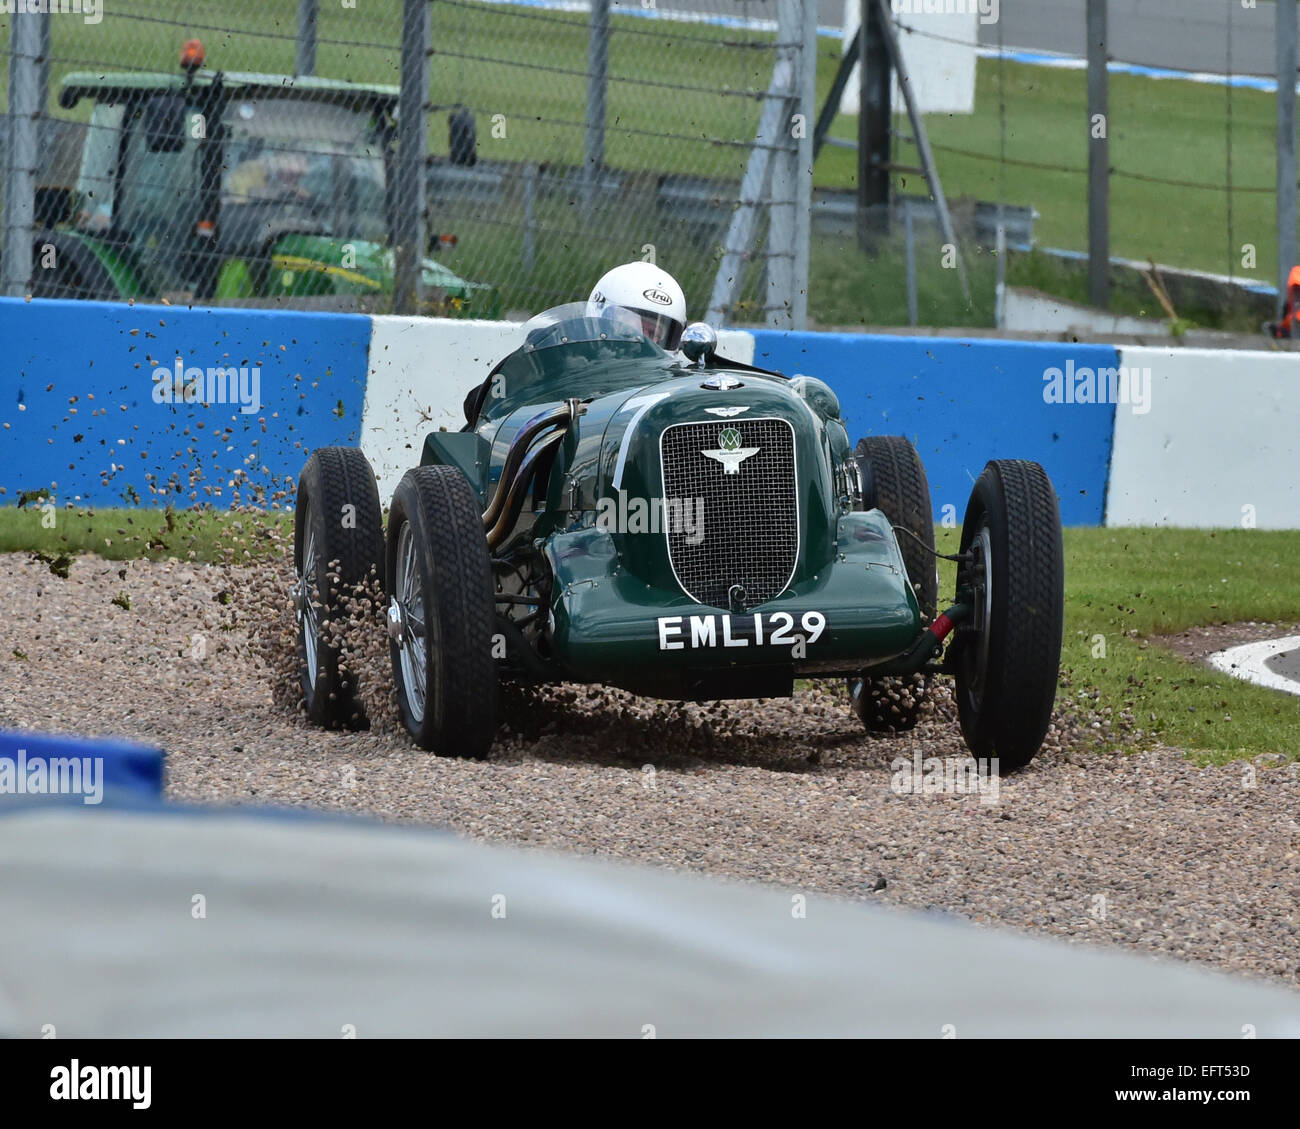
[850, 436, 937, 733]
[385, 465, 499, 756]
[293, 447, 385, 728]
[951, 460, 1064, 772]
[28, 231, 120, 301]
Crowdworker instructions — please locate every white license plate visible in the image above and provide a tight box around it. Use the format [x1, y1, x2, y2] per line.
[656, 611, 826, 651]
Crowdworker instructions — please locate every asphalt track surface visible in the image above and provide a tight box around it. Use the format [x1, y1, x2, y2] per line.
[1208, 633, 1300, 698]
[671, 0, 1292, 76]
[1266, 643, 1300, 683]
[975, 0, 1286, 77]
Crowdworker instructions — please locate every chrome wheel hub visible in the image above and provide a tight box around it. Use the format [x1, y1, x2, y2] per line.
[387, 599, 405, 646]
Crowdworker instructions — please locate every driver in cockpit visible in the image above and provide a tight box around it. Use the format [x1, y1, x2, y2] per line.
[462, 262, 688, 428]
[584, 261, 687, 352]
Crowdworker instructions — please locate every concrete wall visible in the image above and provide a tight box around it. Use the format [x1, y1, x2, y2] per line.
[1, 298, 371, 508]
[750, 329, 1119, 527]
[1105, 346, 1300, 529]
[3, 296, 1297, 528]
[361, 319, 756, 501]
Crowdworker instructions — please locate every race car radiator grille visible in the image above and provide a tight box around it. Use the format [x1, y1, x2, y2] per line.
[660, 417, 798, 610]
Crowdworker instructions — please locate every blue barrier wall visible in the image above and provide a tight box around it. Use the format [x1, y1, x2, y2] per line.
[751, 331, 1119, 526]
[1, 298, 371, 507]
[2, 300, 1123, 524]
[0, 729, 163, 807]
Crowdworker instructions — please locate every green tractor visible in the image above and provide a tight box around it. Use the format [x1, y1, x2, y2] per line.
[31, 39, 496, 315]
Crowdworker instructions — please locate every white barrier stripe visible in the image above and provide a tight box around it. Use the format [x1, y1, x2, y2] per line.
[359, 317, 756, 503]
[1106, 344, 1300, 530]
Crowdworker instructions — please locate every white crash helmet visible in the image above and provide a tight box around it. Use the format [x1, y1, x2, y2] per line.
[587, 262, 687, 351]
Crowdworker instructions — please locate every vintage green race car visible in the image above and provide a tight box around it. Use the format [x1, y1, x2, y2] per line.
[292, 304, 1065, 771]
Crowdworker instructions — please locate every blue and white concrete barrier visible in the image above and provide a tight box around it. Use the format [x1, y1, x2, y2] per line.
[3, 296, 1297, 527]
[751, 330, 1122, 528]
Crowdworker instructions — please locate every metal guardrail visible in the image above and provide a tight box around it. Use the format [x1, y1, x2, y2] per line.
[429, 157, 1040, 252]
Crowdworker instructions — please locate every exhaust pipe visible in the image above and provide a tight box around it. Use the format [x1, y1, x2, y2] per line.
[482, 400, 576, 549]
[486, 429, 567, 549]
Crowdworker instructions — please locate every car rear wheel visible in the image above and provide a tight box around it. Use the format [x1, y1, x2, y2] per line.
[849, 436, 937, 733]
[951, 460, 1064, 772]
[386, 465, 499, 756]
[293, 447, 385, 728]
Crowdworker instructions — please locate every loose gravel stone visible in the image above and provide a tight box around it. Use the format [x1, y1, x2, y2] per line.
[2, 549, 1298, 989]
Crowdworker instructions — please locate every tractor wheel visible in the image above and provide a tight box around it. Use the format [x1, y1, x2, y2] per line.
[28, 231, 119, 301]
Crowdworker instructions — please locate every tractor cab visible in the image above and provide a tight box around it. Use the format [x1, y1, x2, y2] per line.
[40, 40, 495, 314]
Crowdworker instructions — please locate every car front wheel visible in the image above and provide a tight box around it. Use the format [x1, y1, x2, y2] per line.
[385, 465, 499, 756]
[951, 460, 1064, 772]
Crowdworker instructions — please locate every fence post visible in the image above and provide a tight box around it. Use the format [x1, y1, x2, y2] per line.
[707, 28, 798, 324]
[905, 204, 918, 327]
[857, 0, 891, 252]
[37, 9, 51, 118]
[766, 0, 802, 329]
[995, 218, 1008, 329]
[1277, 0, 1298, 315]
[296, 0, 319, 77]
[1, 6, 44, 299]
[584, 0, 610, 220]
[1086, 0, 1110, 308]
[395, 0, 430, 315]
[522, 162, 537, 276]
[791, 0, 816, 330]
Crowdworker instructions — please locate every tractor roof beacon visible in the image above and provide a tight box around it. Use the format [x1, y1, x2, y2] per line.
[294, 305, 1065, 771]
[27, 39, 496, 315]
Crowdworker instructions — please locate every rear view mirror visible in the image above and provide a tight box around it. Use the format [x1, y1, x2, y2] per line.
[142, 93, 187, 153]
[680, 322, 717, 365]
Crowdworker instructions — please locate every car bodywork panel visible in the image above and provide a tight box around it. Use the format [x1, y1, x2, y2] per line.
[420, 327, 921, 699]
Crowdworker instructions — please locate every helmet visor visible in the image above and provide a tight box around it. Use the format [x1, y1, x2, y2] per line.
[636, 309, 684, 351]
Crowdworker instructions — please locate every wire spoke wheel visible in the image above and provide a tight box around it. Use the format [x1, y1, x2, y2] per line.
[297, 523, 320, 688]
[849, 435, 936, 734]
[960, 522, 994, 711]
[293, 446, 385, 729]
[392, 522, 430, 725]
[385, 465, 499, 757]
